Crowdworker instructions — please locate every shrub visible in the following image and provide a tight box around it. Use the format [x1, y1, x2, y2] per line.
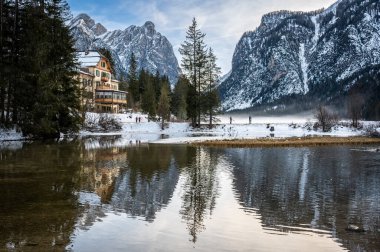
[83, 113, 122, 132]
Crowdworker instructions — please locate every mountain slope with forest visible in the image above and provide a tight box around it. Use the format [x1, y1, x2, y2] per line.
[219, 0, 380, 119]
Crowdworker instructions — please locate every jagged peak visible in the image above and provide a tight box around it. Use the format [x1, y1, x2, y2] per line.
[144, 21, 155, 28]
[143, 21, 156, 35]
[71, 13, 95, 28]
[92, 23, 107, 36]
[261, 9, 325, 26]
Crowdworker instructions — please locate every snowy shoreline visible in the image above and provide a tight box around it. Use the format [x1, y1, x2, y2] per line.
[1, 112, 379, 145]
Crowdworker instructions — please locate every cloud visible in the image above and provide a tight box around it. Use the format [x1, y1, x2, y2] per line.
[70, 0, 338, 74]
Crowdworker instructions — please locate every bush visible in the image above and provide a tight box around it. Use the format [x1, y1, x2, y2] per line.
[83, 113, 122, 132]
[364, 123, 380, 137]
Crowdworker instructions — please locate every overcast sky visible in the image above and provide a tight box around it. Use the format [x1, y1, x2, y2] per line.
[67, 0, 337, 75]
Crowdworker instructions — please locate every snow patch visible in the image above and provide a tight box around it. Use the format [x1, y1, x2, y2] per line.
[0, 128, 24, 141]
[299, 43, 309, 94]
[311, 16, 320, 45]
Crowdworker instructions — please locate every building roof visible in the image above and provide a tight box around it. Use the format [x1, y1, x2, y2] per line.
[77, 51, 102, 67]
[79, 70, 94, 77]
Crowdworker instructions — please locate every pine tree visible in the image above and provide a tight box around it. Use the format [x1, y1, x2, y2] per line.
[203, 48, 221, 128]
[138, 68, 147, 100]
[179, 18, 207, 127]
[127, 52, 139, 103]
[172, 75, 189, 121]
[157, 84, 170, 130]
[0, 0, 12, 125]
[141, 80, 156, 119]
[22, 0, 81, 138]
[186, 84, 197, 126]
[2, 0, 81, 138]
[153, 70, 161, 101]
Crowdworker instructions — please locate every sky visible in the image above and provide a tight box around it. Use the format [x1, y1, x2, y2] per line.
[67, 0, 337, 75]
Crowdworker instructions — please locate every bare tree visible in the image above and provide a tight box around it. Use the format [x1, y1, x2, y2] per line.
[347, 92, 364, 128]
[315, 105, 339, 132]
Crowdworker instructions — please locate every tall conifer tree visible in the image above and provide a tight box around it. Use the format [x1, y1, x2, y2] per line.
[179, 18, 207, 127]
[127, 52, 139, 104]
[203, 48, 221, 128]
[157, 84, 170, 130]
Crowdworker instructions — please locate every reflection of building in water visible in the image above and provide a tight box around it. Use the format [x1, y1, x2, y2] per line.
[77, 144, 192, 227]
[79, 143, 126, 203]
[226, 147, 380, 252]
[95, 166, 120, 203]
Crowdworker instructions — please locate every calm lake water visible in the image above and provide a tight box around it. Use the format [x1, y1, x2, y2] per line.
[0, 137, 379, 251]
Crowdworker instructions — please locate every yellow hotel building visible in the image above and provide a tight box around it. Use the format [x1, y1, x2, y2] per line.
[77, 51, 127, 113]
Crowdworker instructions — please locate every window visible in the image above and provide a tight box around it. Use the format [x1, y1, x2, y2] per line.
[96, 81, 100, 87]
[101, 62, 106, 68]
[96, 70, 100, 77]
[85, 91, 93, 99]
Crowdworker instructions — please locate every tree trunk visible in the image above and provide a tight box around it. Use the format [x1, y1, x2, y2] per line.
[0, 0, 4, 124]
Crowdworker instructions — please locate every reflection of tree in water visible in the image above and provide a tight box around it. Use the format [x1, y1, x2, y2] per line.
[0, 141, 84, 251]
[76, 143, 196, 229]
[180, 147, 220, 243]
[226, 147, 380, 252]
[110, 145, 194, 222]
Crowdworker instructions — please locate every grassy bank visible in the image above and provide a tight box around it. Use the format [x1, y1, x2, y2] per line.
[195, 136, 380, 148]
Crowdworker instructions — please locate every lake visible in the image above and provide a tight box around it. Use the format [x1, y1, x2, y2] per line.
[0, 136, 379, 251]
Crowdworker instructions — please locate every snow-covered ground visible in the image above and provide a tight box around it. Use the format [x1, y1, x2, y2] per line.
[80, 112, 379, 144]
[0, 112, 379, 144]
[0, 128, 24, 142]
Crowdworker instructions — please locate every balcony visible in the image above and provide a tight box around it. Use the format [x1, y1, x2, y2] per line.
[95, 90, 128, 105]
[96, 84, 112, 90]
[101, 76, 109, 82]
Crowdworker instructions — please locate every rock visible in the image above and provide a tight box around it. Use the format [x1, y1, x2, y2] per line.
[92, 23, 107, 36]
[345, 224, 365, 233]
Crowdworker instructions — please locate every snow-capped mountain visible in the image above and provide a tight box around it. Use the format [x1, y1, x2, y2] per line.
[220, 0, 380, 112]
[69, 14, 180, 84]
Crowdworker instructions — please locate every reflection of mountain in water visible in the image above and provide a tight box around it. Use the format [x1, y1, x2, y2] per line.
[226, 147, 380, 251]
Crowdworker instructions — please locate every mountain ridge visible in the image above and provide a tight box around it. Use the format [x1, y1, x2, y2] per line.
[69, 14, 181, 84]
[219, 0, 380, 118]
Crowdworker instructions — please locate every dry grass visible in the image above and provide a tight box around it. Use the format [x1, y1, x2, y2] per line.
[194, 136, 380, 148]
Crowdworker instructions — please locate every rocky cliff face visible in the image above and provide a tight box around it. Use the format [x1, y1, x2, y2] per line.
[219, 0, 380, 113]
[69, 14, 180, 83]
